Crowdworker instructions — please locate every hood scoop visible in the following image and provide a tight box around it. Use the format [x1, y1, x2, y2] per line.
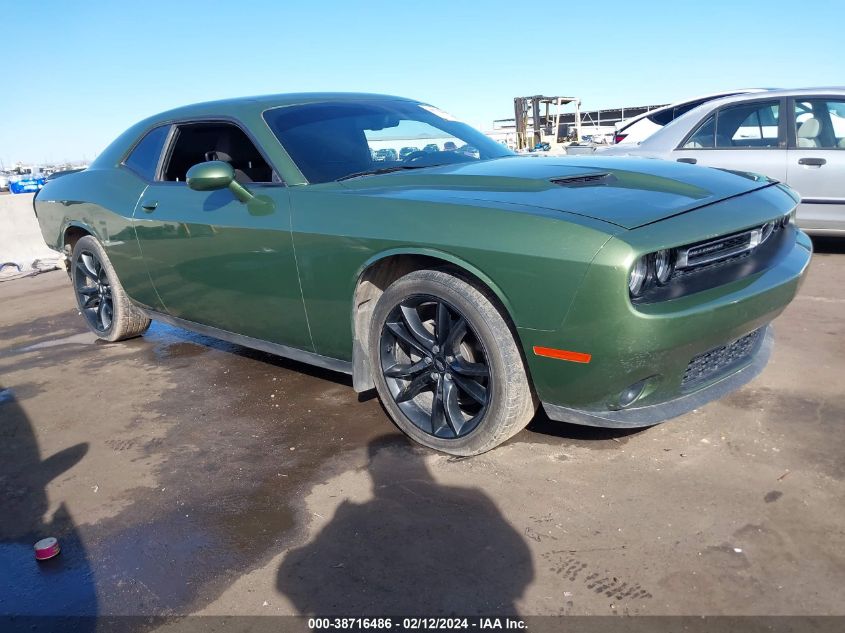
[550, 172, 616, 187]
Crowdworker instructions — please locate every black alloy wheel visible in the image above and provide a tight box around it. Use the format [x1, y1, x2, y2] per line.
[74, 249, 114, 333]
[379, 294, 491, 439]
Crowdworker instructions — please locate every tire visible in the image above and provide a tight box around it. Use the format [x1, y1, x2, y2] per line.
[70, 235, 150, 341]
[369, 269, 536, 456]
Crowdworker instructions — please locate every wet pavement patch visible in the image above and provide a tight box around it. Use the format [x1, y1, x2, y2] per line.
[1, 308, 396, 618]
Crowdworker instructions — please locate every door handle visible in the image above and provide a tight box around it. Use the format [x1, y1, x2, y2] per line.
[798, 157, 826, 167]
[677, 157, 697, 164]
[140, 200, 159, 212]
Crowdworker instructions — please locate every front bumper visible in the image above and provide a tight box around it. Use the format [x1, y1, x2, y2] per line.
[519, 182, 812, 425]
[520, 226, 810, 414]
[542, 326, 772, 428]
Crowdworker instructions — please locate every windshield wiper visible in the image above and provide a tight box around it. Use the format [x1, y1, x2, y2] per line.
[336, 165, 431, 182]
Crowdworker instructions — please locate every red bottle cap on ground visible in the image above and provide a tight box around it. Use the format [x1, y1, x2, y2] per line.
[34, 537, 61, 561]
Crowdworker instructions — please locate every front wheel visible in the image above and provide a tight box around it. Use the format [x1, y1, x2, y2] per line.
[369, 270, 536, 456]
[71, 235, 150, 341]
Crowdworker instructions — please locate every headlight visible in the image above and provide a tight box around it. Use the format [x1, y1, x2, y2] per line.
[628, 255, 649, 297]
[654, 249, 674, 284]
[630, 249, 676, 298]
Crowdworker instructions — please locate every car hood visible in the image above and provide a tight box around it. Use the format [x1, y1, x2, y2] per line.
[337, 156, 774, 229]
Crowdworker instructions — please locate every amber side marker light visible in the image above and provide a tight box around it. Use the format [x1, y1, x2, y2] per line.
[533, 346, 592, 364]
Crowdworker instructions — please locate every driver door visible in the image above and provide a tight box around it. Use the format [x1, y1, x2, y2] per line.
[132, 120, 312, 351]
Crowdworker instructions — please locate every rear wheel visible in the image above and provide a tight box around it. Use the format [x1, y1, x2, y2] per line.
[71, 236, 150, 341]
[369, 269, 536, 456]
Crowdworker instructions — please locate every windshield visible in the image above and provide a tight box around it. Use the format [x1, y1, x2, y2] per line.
[263, 100, 513, 183]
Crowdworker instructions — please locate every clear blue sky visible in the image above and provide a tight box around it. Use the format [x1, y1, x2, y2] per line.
[2, 0, 842, 165]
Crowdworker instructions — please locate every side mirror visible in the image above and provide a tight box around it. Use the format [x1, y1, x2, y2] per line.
[186, 161, 254, 203]
[186, 160, 233, 191]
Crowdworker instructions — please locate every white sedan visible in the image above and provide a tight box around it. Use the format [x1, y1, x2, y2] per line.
[602, 88, 845, 236]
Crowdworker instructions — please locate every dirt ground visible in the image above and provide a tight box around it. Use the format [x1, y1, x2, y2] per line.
[0, 240, 843, 627]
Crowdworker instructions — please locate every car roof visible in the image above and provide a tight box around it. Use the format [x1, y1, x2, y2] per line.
[91, 93, 421, 170]
[696, 86, 845, 106]
[151, 92, 417, 121]
[617, 89, 771, 131]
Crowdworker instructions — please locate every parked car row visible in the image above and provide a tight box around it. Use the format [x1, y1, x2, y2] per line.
[1, 165, 87, 193]
[370, 143, 481, 162]
[604, 88, 845, 235]
[7, 172, 47, 194]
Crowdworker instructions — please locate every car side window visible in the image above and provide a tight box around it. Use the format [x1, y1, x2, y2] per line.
[715, 101, 780, 148]
[794, 99, 845, 149]
[160, 122, 276, 184]
[682, 114, 715, 148]
[123, 125, 170, 180]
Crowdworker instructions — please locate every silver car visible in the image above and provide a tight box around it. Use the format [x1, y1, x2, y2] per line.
[602, 88, 845, 236]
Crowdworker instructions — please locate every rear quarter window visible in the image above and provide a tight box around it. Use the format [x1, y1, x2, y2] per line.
[123, 125, 170, 180]
[682, 114, 716, 148]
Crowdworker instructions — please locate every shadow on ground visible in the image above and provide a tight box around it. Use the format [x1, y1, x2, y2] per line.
[525, 408, 643, 445]
[0, 385, 97, 625]
[276, 435, 534, 615]
[810, 236, 845, 254]
[142, 321, 355, 387]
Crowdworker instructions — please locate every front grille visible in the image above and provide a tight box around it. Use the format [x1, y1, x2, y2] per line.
[677, 227, 761, 270]
[667, 219, 790, 284]
[681, 329, 761, 389]
[687, 232, 751, 262]
[671, 250, 753, 279]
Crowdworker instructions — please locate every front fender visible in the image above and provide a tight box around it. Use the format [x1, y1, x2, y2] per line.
[350, 246, 522, 393]
[355, 245, 519, 321]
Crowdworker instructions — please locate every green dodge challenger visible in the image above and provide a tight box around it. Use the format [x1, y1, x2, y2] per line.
[34, 93, 812, 455]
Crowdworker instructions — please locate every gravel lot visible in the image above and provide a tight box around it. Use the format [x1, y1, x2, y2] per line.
[1, 240, 843, 626]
